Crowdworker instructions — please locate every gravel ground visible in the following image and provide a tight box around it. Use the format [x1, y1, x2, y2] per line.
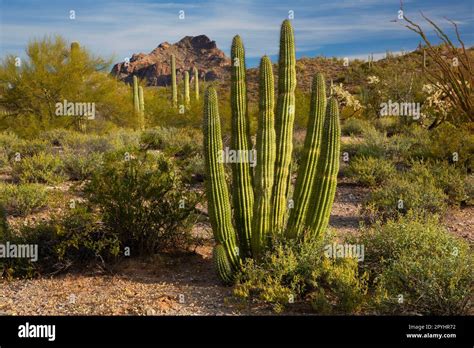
[1, 177, 472, 316]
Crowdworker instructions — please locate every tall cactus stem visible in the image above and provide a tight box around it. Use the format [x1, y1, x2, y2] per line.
[203, 87, 241, 281]
[251, 55, 276, 257]
[230, 35, 254, 257]
[271, 19, 296, 234]
[286, 73, 327, 239]
[305, 97, 341, 237]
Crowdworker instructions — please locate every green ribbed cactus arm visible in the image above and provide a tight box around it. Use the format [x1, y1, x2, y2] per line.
[230, 35, 254, 257]
[133, 75, 140, 116]
[251, 56, 276, 257]
[138, 86, 145, 130]
[286, 73, 327, 239]
[193, 67, 199, 101]
[271, 19, 296, 234]
[184, 71, 190, 106]
[203, 87, 240, 281]
[305, 97, 340, 238]
[171, 54, 177, 107]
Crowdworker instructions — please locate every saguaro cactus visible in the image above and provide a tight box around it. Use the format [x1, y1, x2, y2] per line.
[171, 54, 177, 107]
[184, 71, 190, 106]
[203, 20, 341, 283]
[251, 56, 275, 257]
[230, 35, 254, 257]
[271, 19, 296, 234]
[203, 87, 241, 282]
[194, 67, 199, 101]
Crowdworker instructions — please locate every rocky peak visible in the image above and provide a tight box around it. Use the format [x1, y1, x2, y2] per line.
[110, 35, 230, 87]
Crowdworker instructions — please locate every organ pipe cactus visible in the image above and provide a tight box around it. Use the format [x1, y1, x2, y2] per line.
[133, 75, 139, 115]
[251, 56, 275, 257]
[203, 87, 241, 282]
[194, 67, 199, 101]
[230, 35, 254, 257]
[138, 86, 145, 130]
[171, 54, 177, 107]
[271, 19, 297, 234]
[286, 73, 326, 239]
[184, 71, 190, 106]
[203, 20, 340, 283]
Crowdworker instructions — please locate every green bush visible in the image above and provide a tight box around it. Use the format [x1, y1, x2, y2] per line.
[62, 151, 103, 181]
[341, 128, 387, 159]
[85, 150, 200, 256]
[1, 206, 120, 278]
[234, 234, 368, 314]
[356, 213, 472, 315]
[341, 118, 374, 136]
[0, 183, 48, 216]
[363, 165, 447, 221]
[12, 152, 66, 184]
[348, 156, 396, 186]
[415, 161, 469, 205]
[140, 127, 202, 157]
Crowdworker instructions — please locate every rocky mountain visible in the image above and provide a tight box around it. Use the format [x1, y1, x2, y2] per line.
[111, 35, 231, 86]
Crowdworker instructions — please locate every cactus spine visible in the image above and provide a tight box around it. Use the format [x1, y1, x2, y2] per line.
[251, 56, 275, 257]
[138, 86, 145, 130]
[171, 54, 177, 107]
[194, 67, 199, 101]
[286, 73, 326, 239]
[184, 71, 190, 107]
[271, 19, 296, 234]
[305, 98, 340, 236]
[203, 20, 340, 283]
[230, 35, 254, 257]
[203, 87, 240, 282]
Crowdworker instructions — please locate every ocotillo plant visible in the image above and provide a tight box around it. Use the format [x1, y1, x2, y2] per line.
[193, 67, 199, 101]
[171, 54, 177, 107]
[184, 71, 190, 107]
[203, 20, 341, 282]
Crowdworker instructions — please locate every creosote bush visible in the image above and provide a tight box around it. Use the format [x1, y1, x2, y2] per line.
[85, 150, 200, 256]
[12, 152, 66, 185]
[233, 234, 368, 314]
[0, 183, 48, 216]
[355, 213, 472, 315]
[348, 156, 396, 187]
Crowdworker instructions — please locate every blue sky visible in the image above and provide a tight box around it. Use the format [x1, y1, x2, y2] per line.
[0, 0, 473, 67]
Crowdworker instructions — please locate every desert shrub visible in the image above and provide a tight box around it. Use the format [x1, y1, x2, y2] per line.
[0, 183, 48, 216]
[363, 165, 447, 221]
[427, 123, 473, 169]
[85, 151, 200, 256]
[140, 127, 202, 157]
[414, 161, 469, 205]
[341, 118, 374, 136]
[181, 153, 206, 183]
[373, 117, 400, 135]
[0, 206, 120, 278]
[465, 174, 474, 206]
[356, 213, 472, 315]
[62, 151, 103, 181]
[342, 128, 388, 160]
[234, 234, 368, 314]
[348, 156, 396, 186]
[12, 152, 66, 184]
